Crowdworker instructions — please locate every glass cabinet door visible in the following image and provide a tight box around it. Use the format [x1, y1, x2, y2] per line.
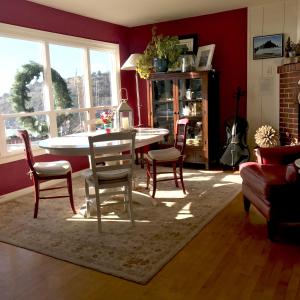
[152, 79, 174, 143]
[178, 78, 203, 147]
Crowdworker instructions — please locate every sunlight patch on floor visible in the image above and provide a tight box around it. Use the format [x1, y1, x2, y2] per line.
[221, 174, 242, 184]
[213, 182, 238, 188]
[154, 190, 186, 199]
[175, 202, 194, 220]
[185, 175, 214, 182]
[161, 201, 177, 207]
[66, 216, 151, 223]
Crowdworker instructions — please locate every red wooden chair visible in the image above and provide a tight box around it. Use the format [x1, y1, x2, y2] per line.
[145, 118, 189, 198]
[18, 130, 76, 218]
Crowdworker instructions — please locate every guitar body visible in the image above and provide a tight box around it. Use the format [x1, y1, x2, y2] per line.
[220, 88, 250, 167]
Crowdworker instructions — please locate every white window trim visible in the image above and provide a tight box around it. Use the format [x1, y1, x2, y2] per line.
[0, 23, 121, 164]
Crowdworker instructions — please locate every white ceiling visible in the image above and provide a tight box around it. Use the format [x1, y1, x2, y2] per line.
[29, 0, 275, 27]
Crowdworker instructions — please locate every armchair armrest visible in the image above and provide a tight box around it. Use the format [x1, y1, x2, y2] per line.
[285, 162, 299, 183]
[255, 145, 300, 165]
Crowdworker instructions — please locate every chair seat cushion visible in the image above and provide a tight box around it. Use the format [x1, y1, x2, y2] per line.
[240, 162, 290, 202]
[34, 161, 71, 176]
[147, 147, 181, 161]
[82, 168, 130, 181]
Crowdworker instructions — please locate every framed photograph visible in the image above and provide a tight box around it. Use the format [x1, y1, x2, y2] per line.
[178, 34, 198, 54]
[253, 33, 283, 59]
[196, 44, 215, 70]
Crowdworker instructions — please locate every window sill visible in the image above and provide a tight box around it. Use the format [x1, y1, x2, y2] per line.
[0, 148, 46, 165]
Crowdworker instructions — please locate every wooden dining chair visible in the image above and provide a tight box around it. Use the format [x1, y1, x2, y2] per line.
[83, 130, 136, 233]
[144, 118, 189, 198]
[18, 130, 76, 218]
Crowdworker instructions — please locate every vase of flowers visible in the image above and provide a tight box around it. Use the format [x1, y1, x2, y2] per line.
[95, 110, 114, 132]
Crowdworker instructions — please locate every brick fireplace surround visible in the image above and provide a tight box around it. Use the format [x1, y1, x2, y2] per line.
[278, 63, 300, 145]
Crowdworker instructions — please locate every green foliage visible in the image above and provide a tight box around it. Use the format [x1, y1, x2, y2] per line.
[9, 61, 72, 136]
[136, 27, 181, 79]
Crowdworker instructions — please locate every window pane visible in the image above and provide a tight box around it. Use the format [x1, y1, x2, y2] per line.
[49, 44, 85, 109]
[5, 115, 49, 152]
[90, 50, 113, 106]
[0, 37, 44, 114]
[56, 112, 86, 136]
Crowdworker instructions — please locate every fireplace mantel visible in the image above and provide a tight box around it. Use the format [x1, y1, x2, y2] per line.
[277, 63, 300, 145]
[278, 62, 300, 74]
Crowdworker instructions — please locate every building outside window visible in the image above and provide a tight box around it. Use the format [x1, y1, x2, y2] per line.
[0, 23, 120, 160]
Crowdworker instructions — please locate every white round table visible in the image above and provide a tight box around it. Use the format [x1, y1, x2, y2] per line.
[39, 128, 169, 156]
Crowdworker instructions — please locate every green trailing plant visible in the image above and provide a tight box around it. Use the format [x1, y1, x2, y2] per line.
[136, 27, 181, 79]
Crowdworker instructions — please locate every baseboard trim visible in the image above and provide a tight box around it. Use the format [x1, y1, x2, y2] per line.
[0, 170, 85, 203]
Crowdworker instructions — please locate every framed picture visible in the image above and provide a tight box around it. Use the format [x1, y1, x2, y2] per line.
[178, 34, 198, 54]
[253, 33, 283, 59]
[196, 44, 215, 70]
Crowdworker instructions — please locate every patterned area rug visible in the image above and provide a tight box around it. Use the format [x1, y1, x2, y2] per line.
[0, 167, 241, 284]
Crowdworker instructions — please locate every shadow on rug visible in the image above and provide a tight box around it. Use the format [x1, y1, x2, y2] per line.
[0, 168, 241, 284]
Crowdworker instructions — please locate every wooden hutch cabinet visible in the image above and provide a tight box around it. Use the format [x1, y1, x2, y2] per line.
[146, 71, 218, 168]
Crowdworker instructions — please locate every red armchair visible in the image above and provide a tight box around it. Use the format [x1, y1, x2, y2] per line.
[239, 145, 300, 240]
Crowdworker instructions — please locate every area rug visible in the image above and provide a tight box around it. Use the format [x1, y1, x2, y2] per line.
[0, 167, 241, 284]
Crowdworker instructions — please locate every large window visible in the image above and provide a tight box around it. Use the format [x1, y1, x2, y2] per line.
[0, 23, 120, 159]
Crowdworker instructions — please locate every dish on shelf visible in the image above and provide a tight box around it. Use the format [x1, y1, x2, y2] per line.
[186, 138, 202, 146]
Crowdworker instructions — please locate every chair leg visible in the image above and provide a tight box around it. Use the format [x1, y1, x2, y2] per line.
[140, 151, 144, 169]
[179, 159, 186, 194]
[135, 149, 139, 165]
[152, 160, 157, 198]
[95, 191, 102, 233]
[146, 160, 151, 190]
[85, 180, 91, 218]
[67, 172, 76, 214]
[267, 219, 276, 241]
[124, 186, 128, 212]
[128, 183, 135, 225]
[243, 196, 251, 212]
[135, 148, 145, 168]
[33, 178, 40, 218]
[173, 162, 179, 187]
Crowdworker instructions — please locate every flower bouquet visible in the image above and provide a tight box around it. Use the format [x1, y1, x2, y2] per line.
[95, 111, 114, 132]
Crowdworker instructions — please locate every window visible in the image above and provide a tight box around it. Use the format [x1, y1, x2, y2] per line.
[0, 23, 120, 159]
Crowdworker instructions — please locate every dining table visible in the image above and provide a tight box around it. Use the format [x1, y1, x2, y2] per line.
[39, 127, 169, 156]
[39, 127, 169, 209]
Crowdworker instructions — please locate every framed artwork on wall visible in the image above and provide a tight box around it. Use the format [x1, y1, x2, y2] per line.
[178, 34, 198, 54]
[196, 44, 215, 70]
[253, 33, 283, 59]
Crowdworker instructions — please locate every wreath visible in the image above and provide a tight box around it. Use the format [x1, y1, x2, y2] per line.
[9, 61, 72, 136]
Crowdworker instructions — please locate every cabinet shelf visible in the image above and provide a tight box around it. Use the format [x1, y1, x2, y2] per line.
[179, 98, 203, 102]
[154, 99, 174, 103]
[181, 114, 201, 118]
[156, 116, 174, 119]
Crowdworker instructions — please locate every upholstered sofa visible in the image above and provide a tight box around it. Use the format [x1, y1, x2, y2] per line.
[239, 145, 300, 240]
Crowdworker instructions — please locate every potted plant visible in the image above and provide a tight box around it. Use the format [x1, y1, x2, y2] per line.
[136, 27, 181, 79]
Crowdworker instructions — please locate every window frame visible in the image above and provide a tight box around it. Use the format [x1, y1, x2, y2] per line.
[0, 23, 121, 163]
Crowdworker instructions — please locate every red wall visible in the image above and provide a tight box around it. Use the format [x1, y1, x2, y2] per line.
[1, 155, 89, 194]
[0, 0, 130, 196]
[0, 1, 247, 196]
[126, 8, 248, 140]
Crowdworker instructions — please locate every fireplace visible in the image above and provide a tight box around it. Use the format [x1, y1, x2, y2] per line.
[277, 63, 300, 145]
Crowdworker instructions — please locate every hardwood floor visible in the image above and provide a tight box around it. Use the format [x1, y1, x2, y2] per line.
[1, 193, 300, 300]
